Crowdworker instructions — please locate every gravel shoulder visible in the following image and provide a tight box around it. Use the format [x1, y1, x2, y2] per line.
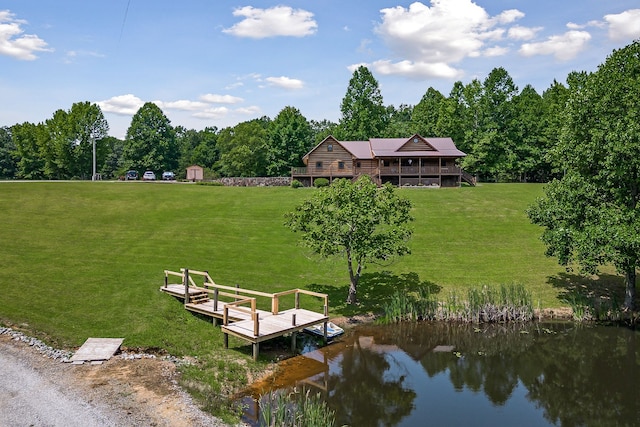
[0, 329, 230, 427]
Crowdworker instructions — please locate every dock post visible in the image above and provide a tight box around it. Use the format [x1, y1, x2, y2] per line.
[323, 321, 328, 345]
[291, 332, 297, 353]
[183, 268, 190, 304]
[213, 289, 219, 311]
[163, 274, 168, 289]
[223, 333, 228, 348]
[292, 313, 296, 326]
[253, 343, 259, 361]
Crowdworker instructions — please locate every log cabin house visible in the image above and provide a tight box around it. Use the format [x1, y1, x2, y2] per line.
[291, 134, 474, 187]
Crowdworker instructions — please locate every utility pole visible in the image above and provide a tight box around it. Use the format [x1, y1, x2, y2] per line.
[91, 135, 96, 181]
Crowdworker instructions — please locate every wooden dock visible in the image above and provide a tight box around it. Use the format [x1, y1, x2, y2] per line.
[160, 269, 331, 360]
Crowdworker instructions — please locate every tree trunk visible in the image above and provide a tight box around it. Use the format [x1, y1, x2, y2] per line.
[346, 252, 362, 304]
[624, 269, 636, 311]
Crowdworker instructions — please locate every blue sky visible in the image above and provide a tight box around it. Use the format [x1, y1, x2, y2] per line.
[2, 1, 640, 139]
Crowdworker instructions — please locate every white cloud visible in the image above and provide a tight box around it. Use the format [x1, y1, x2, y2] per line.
[0, 10, 52, 60]
[154, 100, 209, 111]
[193, 106, 230, 119]
[491, 9, 525, 25]
[368, 59, 463, 79]
[223, 6, 317, 38]
[98, 94, 145, 116]
[508, 25, 542, 41]
[373, 0, 525, 79]
[604, 9, 640, 42]
[483, 46, 509, 57]
[519, 30, 591, 61]
[567, 20, 604, 30]
[236, 106, 262, 115]
[265, 76, 304, 89]
[199, 94, 244, 104]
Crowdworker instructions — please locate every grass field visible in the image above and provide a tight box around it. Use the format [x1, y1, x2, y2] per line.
[4, 181, 628, 420]
[0, 181, 591, 352]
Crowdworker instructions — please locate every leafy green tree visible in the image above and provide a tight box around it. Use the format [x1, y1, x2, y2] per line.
[216, 118, 269, 177]
[122, 102, 177, 173]
[285, 176, 413, 304]
[434, 82, 466, 146]
[337, 66, 388, 140]
[67, 101, 109, 179]
[411, 87, 445, 137]
[0, 126, 17, 178]
[527, 41, 640, 310]
[100, 136, 124, 179]
[266, 106, 312, 176]
[384, 104, 414, 137]
[540, 79, 571, 179]
[176, 126, 219, 178]
[12, 121, 46, 179]
[511, 85, 546, 182]
[41, 102, 109, 179]
[310, 119, 338, 145]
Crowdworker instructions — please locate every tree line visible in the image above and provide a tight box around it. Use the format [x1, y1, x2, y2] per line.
[0, 62, 589, 182]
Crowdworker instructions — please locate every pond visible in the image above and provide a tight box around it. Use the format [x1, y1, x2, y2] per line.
[239, 321, 639, 426]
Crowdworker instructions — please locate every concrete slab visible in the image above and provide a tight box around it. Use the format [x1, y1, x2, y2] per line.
[68, 338, 124, 363]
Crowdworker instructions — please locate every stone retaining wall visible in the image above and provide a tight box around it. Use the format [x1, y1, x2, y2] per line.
[215, 177, 291, 187]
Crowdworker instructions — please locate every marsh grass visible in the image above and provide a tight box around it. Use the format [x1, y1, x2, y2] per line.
[258, 389, 335, 427]
[382, 283, 534, 323]
[562, 292, 624, 321]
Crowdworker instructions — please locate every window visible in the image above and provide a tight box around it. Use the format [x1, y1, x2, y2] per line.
[327, 144, 333, 152]
[356, 161, 361, 168]
[316, 161, 323, 169]
[338, 161, 345, 169]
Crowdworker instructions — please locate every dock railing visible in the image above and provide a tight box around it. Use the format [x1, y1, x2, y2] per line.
[223, 297, 259, 336]
[164, 268, 330, 329]
[272, 289, 329, 317]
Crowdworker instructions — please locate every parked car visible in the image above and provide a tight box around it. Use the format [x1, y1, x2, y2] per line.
[142, 171, 156, 181]
[125, 170, 138, 180]
[162, 171, 175, 181]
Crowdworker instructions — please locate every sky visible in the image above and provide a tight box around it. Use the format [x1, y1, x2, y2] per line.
[2, 1, 640, 139]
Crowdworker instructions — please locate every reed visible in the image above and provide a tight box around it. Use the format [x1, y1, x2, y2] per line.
[382, 284, 534, 323]
[258, 388, 335, 427]
[563, 293, 625, 322]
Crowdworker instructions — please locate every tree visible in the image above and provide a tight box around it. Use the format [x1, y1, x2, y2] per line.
[337, 66, 388, 140]
[411, 87, 445, 137]
[285, 176, 413, 304]
[12, 121, 46, 179]
[216, 118, 269, 177]
[310, 119, 338, 144]
[384, 104, 413, 137]
[266, 106, 313, 176]
[122, 102, 177, 173]
[527, 41, 640, 311]
[511, 84, 546, 182]
[176, 126, 219, 178]
[0, 126, 17, 178]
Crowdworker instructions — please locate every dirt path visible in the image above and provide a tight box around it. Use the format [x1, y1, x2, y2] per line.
[0, 333, 231, 426]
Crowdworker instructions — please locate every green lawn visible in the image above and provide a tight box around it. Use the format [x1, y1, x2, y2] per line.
[0, 181, 585, 353]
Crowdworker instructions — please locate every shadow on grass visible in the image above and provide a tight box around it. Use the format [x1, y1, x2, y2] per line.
[547, 272, 628, 306]
[309, 271, 441, 318]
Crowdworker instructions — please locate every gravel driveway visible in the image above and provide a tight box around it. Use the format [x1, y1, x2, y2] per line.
[0, 328, 230, 427]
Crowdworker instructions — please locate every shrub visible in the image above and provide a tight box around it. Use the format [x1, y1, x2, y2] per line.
[313, 178, 329, 188]
[290, 179, 303, 188]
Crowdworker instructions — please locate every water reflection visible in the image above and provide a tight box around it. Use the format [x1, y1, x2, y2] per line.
[241, 322, 639, 426]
